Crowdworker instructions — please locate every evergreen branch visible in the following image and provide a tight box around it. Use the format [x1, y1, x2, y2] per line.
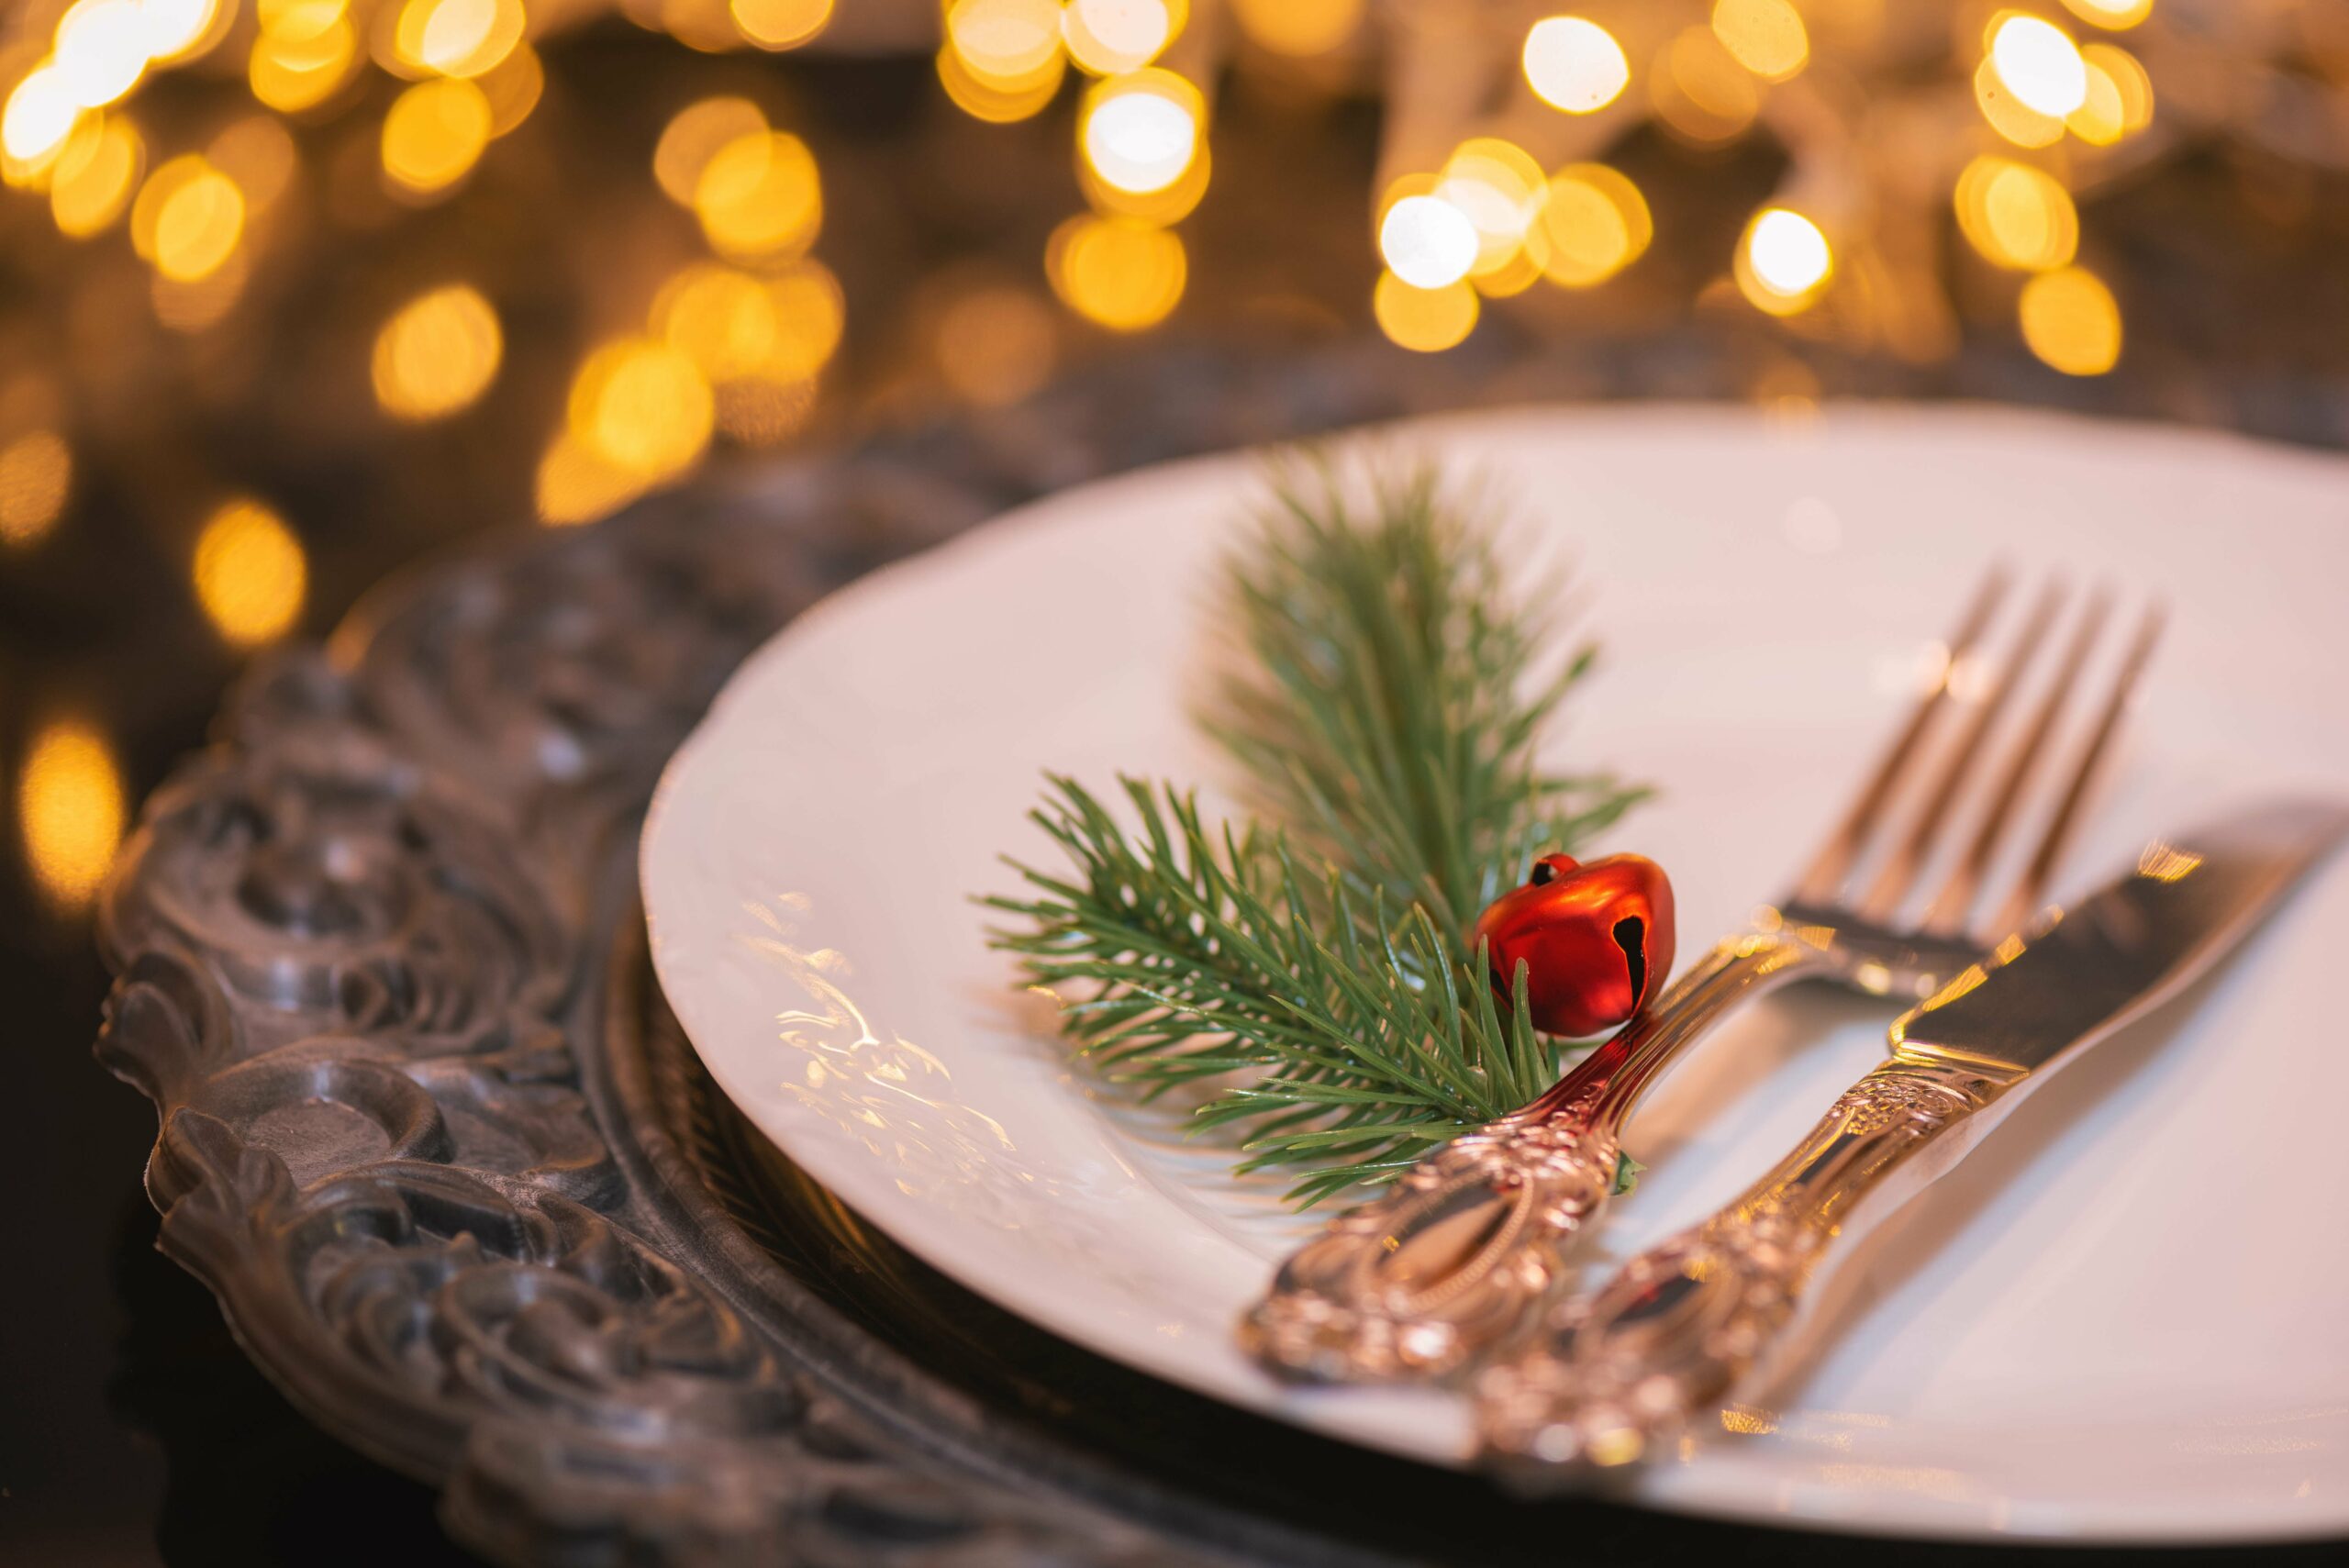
[984, 459, 1650, 1205]
[1203, 459, 1648, 943]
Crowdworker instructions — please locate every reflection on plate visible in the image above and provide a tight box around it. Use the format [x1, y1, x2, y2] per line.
[643, 405, 2349, 1542]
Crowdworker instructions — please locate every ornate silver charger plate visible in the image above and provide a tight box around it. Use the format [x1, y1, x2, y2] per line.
[89, 338, 2349, 1565]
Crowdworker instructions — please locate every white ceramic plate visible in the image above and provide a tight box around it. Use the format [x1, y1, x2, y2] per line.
[641, 406, 2349, 1543]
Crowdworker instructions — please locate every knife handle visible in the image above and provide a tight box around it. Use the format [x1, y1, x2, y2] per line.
[1241, 936, 1814, 1385]
[1475, 1054, 2020, 1473]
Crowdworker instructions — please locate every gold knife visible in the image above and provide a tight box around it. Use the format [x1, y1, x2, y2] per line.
[1476, 797, 2349, 1476]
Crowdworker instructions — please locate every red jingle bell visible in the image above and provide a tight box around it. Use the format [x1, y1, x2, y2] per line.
[1473, 852, 1676, 1038]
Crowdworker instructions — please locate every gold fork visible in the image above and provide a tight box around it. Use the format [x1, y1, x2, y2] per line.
[1241, 571, 2164, 1385]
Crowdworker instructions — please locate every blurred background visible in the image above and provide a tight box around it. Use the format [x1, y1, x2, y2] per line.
[2, 0, 2346, 1560]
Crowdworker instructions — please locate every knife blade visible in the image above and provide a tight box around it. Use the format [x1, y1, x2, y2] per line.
[1476, 797, 2349, 1478]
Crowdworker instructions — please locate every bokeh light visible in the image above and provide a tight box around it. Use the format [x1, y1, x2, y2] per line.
[1373, 271, 1477, 352]
[1534, 163, 1651, 289]
[1653, 25, 1760, 144]
[1711, 0, 1808, 82]
[50, 115, 143, 237]
[947, 0, 1063, 86]
[1736, 206, 1832, 314]
[208, 114, 298, 212]
[1954, 155, 2078, 272]
[1228, 0, 1360, 57]
[193, 498, 307, 646]
[1379, 194, 1479, 291]
[936, 284, 1058, 406]
[54, 1, 151, 108]
[1973, 54, 2063, 148]
[1063, 0, 1181, 76]
[1523, 16, 1629, 115]
[0, 429, 72, 548]
[373, 284, 503, 419]
[694, 129, 822, 261]
[1437, 139, 1546, 279]
[568, 339, 715, 478]
[537, 435, 647, 528]
[2060, 0, 2152, 29]
[2020, 265, 2121, 374]
[18, 720, 124, 912]
[2069, 43, 2152, 144]
[1990, 14, 2088, 118]
[131, 154, 244, 281]
[732, 0, 833, 50]
[1047, 214, 1185, 330]
[655, 97, 764, 205]
[3, 67, 83, 177]
[1080, 70, 1202, 195]
[248, 5, 359, 113]
[393, 0, 526, 79]
[381, 75, 493, 194]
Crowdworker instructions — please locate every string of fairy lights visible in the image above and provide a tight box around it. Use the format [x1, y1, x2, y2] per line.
[3, 1, 2347, 914]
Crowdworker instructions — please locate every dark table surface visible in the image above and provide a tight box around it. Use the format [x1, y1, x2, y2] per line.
[5, 20, 2348, 1566]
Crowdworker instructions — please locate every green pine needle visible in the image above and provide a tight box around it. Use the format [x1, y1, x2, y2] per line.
[984, 459, 1648, 1206]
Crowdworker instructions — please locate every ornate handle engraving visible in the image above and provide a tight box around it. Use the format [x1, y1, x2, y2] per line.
[1476, 1057, 2014, 1473]
[1241, 936, 1817, 1384]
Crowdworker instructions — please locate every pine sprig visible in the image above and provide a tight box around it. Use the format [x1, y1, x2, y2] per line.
[1206, 461, 1643, 942]
[985, 460, 1648, 1205]
[984, 775, 1552, 1207]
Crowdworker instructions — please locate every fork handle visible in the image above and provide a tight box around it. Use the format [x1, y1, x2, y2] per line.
[1476, 1054, 2021, 1473]
[1241, 933, 1819, 1385]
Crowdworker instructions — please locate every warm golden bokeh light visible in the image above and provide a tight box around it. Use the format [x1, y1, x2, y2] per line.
[1653, 25, 1760, 144]
[4, 67, 83, 177]
[381, 75, 493, 194]
[50, 115, 143, 237]
[1954, 155, 2078, 272]
[2069, 43, 2153, 144]
[537, 434, 648, 527]
[948, 0, 1063, 82]
[141, 0, 227, 63]
[762, 262, 846, 378]
[655, 263, 780, 381]
[935, 39, 1067, 122]
[1973, 54, 2063, 148]
[151, 245, 248, 329]
[0, 429, 72, 547]
[936, 284, 1058, 406]
[1534, 162, 1651, 288]
[1523, 16, 1629, 115]
[1736, 206, 1832, 314]
[131, 154, 244, 281]
[1990, 13, 2088, 117]
[2060, 0, 2152, 28]
[1711, 0, 1808, 82]
[194, 498, 307, 646]
[1080, 70, 1202, 195]
[714, 375, 818, 446]
[1373, 271, 1478, 352]
[2020, 265, 2121, 374]
[1047, 213, 1185, 330]
[1437, 139, 1545, 278]
[694, 129, 822, 261]
[18, 720, 125, 912]
[393, 0, 525, 79]
[373, 284, 503, 419]
[1379, 193, 1479, 290]
[655, 96, 765, 205]
[568, 339, 716, 478]
[54, 0, 152, 109]
[1063, 0, 1180, 76]
[208, 114, 298, 212]
[248, 10, 359, 114]
[1228, 0, 1361, 57]
[732, 0, 833, 50]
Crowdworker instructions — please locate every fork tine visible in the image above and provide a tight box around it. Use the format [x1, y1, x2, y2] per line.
[1986, 600, 2166, 940]
[1790, 569, 2009, 906]
[1920, 587, 2112, 934]
[1858, 578, 2066, 921]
